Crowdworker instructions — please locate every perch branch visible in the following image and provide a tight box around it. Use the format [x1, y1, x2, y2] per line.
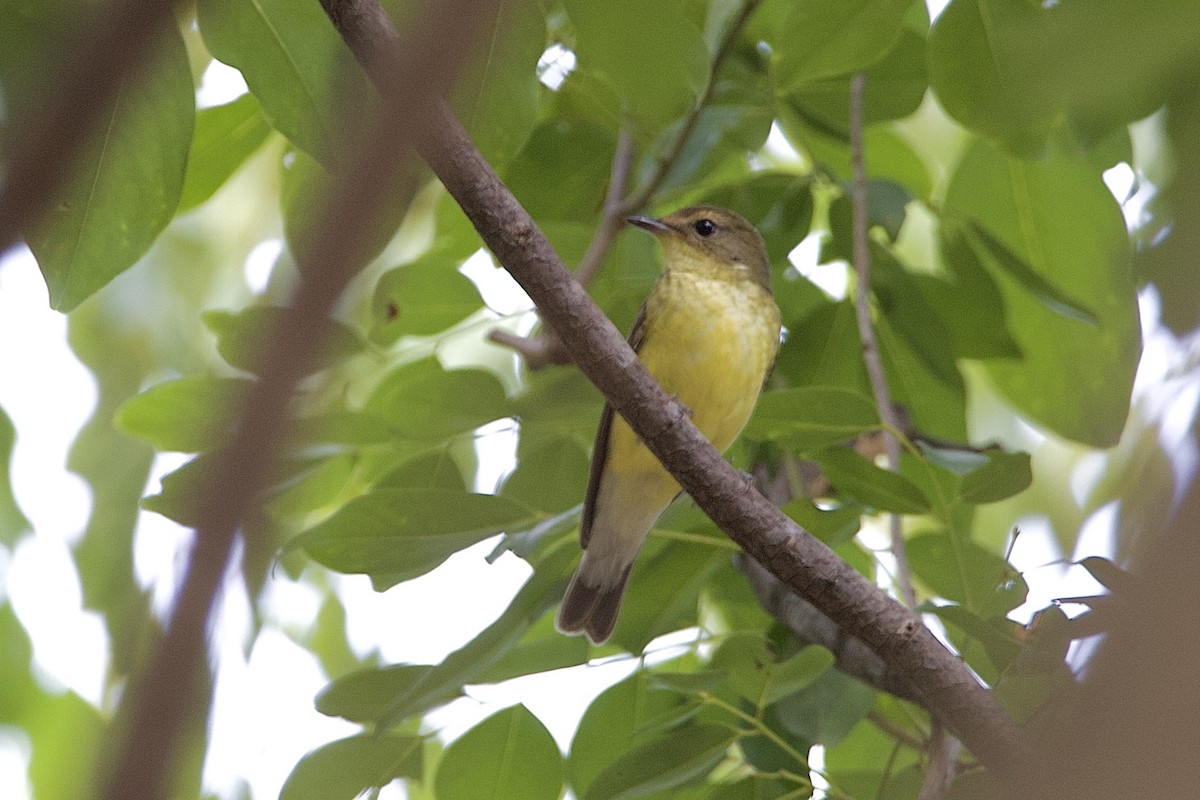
[328, 0, 1028, 778]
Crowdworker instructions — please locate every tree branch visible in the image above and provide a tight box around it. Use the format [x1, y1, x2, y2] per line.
[848, 73, 917, 608]
[95, 1, 495, 798]
[327, 1, 1028, 778]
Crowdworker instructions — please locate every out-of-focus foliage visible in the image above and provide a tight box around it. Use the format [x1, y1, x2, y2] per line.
[2, 0, 1199, 798]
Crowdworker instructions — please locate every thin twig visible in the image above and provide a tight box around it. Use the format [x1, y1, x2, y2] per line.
[486, 127, 634, 367]
[95, 1, 495, 798]
[618, 0, 762, 215]
[488, 0, 762, 369]
[848, 73, 917, 608]
[576, 127, 636, 288]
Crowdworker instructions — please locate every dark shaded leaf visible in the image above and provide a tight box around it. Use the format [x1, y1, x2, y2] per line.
[958, 450, 1032, 504]
[584, 724, 735, 800]
[813, 447, 930, 514]
[745, 387, 879, 450]
[295, 488, 538, 586]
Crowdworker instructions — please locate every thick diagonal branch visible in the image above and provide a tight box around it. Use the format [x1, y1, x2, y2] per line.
[326, 0, 1028, 777]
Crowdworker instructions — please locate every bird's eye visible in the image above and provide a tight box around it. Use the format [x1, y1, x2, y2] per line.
[693, 219, 717, 237]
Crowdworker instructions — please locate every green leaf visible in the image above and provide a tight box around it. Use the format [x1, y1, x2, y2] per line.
[908, 530, 1027, 617]
[565, 0, 708, 137]
[434, 705, 563, 800]
[451, 0, 545, 167]
[783, 27, 928, 134]
[499, 436, 589, 515]
[813, 447, 930, 514]
[745, 387, 879, 450]
[0, 407, 31, 545]
[202, 306, 364, 375]
[377, 447, 468, 492]
[771, 667, 877, 748]
[771, 0, 914, 90]
[944, 139, 1140, 447]
[293, 410, 399, 446]
[924, 603, 1022, 681]
[504, 118, 616, 223]
[928, 0, 1056, 157]
[475, 612, 592, 684]
[612, 539, 728, 654]
[365, 357, 510, 441]
[780, 500, 862, 546]
[584, 724, 734, 800]
[569, 672, 695, 798]
[266, 453, 357, 519]
[317, 664, 452, 723]
[651, 52, 775, 198]
[710, 634, 834, 707]
[25, 26, 193, 311]
[114, 377, 253, 452]
[197, 0, 368, 162]
[764, 646, 837, 705]
[915, 231, 1021, 360]
[178, 92, 272, 212]
[370, 256, 484, 345]
[280, 734, 423, 800]
[141, 453, 211, 526]
[960, 220, 1097, 324]
[957, 450, 1032, 505]
[773, 300, 870, 394]
[295, 488, 538, 586]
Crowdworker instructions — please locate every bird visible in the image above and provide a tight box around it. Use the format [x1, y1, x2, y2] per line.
[556, 206, 782, 645]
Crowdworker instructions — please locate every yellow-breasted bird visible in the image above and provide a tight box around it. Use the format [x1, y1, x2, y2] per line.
[556, 206, 782, 644]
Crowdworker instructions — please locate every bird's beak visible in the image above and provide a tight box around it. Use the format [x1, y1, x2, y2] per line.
[627, 215, 672, 236]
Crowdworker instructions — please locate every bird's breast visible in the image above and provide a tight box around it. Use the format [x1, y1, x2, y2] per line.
[637, 272, 781, 453]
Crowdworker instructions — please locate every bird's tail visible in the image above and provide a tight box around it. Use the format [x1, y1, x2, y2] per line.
[556, 553, 634, 645]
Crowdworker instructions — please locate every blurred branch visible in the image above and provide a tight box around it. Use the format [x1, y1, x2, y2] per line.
[849, 73, 917, 609]
[329, 0, 1027, 778]
[95, 1, 496, 798]
[0, 0, 177, 256]
[488, 0, 761, 369]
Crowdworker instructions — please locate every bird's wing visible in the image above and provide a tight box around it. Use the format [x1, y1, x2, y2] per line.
[580, 303, 648, 549]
